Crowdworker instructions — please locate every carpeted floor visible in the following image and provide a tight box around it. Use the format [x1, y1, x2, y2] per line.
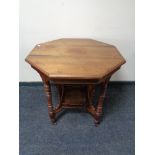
[19, 82, 135, 155]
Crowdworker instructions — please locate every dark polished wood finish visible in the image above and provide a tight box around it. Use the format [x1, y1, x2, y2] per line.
[25, 38, 126, 126]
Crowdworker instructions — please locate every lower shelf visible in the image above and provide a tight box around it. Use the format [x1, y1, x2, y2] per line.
[62, 85, 87, 107]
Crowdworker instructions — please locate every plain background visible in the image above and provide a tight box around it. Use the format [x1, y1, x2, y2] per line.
[19, 0, 135, 82]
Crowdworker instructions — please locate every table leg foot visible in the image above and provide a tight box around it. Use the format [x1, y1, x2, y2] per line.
[94, 120, 100, 127]
[50, 112, 56, 124]
[51, 118, 57, 125]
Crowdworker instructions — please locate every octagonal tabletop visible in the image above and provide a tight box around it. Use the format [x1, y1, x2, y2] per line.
[25, 38, 126, 81]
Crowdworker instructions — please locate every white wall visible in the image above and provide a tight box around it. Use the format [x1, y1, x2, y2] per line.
[19, 0, 135, 81]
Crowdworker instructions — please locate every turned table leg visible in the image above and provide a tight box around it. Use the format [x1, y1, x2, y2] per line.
[95, 77, 111, 126]
[42, 80, 56, 124]
[38, 72, 57, 124]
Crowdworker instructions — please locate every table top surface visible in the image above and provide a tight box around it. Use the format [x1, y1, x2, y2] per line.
[25, 38, 126, 80]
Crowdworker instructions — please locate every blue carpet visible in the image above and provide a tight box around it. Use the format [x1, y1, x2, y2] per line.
[19, 82, 135, 155]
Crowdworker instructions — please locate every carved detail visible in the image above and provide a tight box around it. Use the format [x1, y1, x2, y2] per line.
[43, 81, 53, 109]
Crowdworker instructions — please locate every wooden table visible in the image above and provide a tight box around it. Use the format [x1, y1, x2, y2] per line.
[25, 38, 126, 126]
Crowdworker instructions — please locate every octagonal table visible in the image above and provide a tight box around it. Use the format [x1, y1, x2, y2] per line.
[25, 38, 126, 126]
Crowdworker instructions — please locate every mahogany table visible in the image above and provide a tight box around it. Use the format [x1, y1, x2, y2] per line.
[25, 38, 126, 126]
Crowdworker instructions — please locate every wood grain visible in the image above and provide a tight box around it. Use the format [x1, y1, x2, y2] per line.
[26, 39, 126, 80]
